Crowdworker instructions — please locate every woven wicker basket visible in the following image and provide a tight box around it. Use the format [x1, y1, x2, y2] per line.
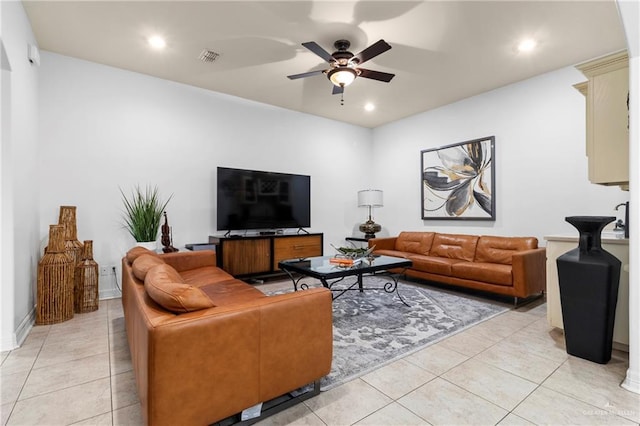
[59, 206, 83, 265]
[74, 240, 99, 313]
[36, 225, 74, 324]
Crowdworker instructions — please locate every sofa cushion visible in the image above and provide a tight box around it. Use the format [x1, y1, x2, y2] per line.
[430, 233, 479, 262]
[396, 232, 435, 255]
[199, 279, 266, 306]
[126, 246, 160, 264]
[374, 249, 410, 259]
[407, 254, 463, 276]
[180, 266, 235, 287]
[451, 262, 513, 286]
[475, 236, 538, 265]
[144, 264, 215, 313]
[132, 254, 165, 281]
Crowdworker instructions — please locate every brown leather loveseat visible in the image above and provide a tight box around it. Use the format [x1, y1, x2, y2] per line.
[369, 232, 546, 301]
[121, 247, 333, 426]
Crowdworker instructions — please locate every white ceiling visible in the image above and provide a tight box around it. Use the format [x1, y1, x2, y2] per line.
[23, 1, 627, 128]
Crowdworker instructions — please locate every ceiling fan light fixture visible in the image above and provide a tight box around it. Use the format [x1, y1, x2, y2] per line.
[328, 67, 357, 87]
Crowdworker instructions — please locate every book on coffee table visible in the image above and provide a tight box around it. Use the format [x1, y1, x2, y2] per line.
[329, 257, 363, 266]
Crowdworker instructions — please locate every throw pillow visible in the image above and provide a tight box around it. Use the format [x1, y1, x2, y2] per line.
[132, 254, 165, 281]
[144, 264, 215, 314]
[126, 246, 160, 264]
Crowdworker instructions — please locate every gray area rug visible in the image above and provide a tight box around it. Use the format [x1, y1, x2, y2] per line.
[264, 276, 510, 391]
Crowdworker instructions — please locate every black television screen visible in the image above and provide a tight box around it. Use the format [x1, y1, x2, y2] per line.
[217, 167, 311, 231]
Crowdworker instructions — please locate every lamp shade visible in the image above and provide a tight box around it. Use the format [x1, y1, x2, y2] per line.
[358, 189, 383, 207]
[328, 67, 357, 87]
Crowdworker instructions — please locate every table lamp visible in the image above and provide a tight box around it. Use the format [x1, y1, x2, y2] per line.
[358, 189, 383, 239]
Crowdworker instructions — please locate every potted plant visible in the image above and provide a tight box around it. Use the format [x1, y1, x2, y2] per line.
[120, 185, 172, 249]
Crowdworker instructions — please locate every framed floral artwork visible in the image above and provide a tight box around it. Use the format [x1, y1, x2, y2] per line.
[421, 136, 495, 220]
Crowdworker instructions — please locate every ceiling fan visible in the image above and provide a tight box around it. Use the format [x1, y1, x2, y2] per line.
[287, 39, 395, 101]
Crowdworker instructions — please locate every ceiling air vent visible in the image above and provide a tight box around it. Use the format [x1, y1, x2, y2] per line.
[199, 49, 220, 63]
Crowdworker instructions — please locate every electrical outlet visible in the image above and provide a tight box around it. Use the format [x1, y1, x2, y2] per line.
[99, 266, 110, 276]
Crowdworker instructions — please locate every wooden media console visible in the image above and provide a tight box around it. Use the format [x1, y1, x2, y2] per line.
[208, 233, 323, 278]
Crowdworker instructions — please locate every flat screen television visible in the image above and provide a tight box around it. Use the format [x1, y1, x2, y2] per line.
[217, 167, 311, 232]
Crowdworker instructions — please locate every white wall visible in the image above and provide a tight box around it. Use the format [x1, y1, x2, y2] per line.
[38, 51, 632, 303]
[372, 66, 629, 244]
[0, 1, 40, 350]
[38, 52, 373, 298]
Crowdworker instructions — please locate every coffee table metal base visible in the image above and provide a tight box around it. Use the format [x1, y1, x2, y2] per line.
[284, 270, 410, 307]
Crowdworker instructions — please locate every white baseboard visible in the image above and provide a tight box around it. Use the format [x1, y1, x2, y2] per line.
[622, 368, 640, 394]
[1, 307, 35, 351]
[2, 294, 119, 351]
[15, 308, 35, 346]
[98, 275, 122, 301]
[0, 331, 17, 351]
[99, 287, 121, 300]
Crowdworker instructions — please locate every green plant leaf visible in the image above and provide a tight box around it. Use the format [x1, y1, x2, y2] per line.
[120, 185, 172, 242]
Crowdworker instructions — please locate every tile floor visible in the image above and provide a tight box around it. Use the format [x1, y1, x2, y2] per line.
[1, 282, 639, 425]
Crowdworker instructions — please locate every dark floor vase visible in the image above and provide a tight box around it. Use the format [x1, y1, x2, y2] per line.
[557, 216, 621, 364]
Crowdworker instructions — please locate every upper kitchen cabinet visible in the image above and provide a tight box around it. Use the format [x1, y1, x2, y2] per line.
[575, 51, 629, 190]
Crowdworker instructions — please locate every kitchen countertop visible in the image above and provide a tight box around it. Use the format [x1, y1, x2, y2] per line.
[544, 234, 629, 245]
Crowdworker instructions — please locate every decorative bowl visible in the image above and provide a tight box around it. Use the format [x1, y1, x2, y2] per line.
[331, 244, 375, 259]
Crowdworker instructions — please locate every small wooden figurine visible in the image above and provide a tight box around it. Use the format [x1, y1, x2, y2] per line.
[161, 211, 178, 253]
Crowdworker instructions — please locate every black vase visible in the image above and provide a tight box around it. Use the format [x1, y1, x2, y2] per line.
[556, 216, 621, 364]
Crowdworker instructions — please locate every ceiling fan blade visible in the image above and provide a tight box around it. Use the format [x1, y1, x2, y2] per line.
[358, 68, 395, 83]
[332, 85, 344, 95]
[302, 41, 334, 63]
[354, 39, 392, 65]
[287, 69, 325, 80]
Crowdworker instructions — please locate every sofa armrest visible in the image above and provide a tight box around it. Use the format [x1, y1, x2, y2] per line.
[512, 248, 546, 298]
[256, 288, 333, 400]
[160, 250, 216, 271]
[368, 237, 397, 251]
[144, 287, 332, 425]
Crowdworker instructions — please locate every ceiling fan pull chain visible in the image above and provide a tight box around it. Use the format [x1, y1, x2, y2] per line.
[341, 89, 345, 106]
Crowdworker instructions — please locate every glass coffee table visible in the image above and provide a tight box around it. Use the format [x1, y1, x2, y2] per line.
[278, 255, 413, 306]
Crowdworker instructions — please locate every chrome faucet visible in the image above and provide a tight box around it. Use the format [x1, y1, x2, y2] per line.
[615, 202, 629, 238]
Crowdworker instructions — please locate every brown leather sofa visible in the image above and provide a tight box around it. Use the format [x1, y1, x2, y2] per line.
[369, 232, 546, 301]
[121, 247, 333, 426]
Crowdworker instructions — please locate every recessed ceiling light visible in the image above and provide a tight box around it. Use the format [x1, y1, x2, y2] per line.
[517, 38, 537, 53]
[148, 36, 166, 50]
[364, 103, 375, 112]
